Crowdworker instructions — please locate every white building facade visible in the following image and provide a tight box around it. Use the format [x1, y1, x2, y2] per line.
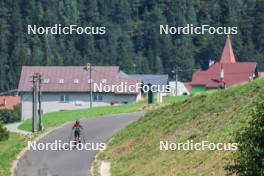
[18, 66, 142, 120]
[20, 92, 141, 120]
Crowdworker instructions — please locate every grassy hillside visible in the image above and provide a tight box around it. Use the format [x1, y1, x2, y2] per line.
[99, 78, 264, 176]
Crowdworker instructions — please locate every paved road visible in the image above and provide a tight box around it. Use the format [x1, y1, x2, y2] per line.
[15, 112, 143, 176]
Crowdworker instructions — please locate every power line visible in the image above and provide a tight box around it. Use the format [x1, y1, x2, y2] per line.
[0, 89, 18, 96]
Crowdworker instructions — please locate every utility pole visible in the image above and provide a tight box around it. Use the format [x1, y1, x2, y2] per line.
[173, 67, 179, 96]
[31, 73, 43, 132]
[84, 63, 93, 108]
[31, 73, 38, 132]
[37, 73, 43, 131]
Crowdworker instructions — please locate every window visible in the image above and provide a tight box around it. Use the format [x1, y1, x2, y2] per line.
[43, 78, 49, 84]
[60, 95, 69, 103]
[93, 94, 103, 102]
[74, 79, 79, 84]
[87, 79, 93, 83]
[101, 79, 107, 84]
[75, 101, 82, 106]
[58, 79, 64, 84]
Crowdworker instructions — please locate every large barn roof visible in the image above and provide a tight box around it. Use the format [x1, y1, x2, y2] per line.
[18, 66, 141, 94]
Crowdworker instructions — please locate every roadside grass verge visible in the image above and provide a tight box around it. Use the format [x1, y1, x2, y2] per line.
[98, 78, 264, 176]
[0, 133, 26, 176]
[19, 95, 188, 132]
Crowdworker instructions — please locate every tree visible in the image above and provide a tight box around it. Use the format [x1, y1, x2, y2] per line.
[227, 96, 264, 176]
[0, 121, 9, 141]
[172, 36, 195, 81]
[0, 0, 263, 91]
[133, 52, 150, 73]
[7, 1, 26, 89]
[153, 56, 163, 73]
[0, 0, 10, 91]
[0, 105, 20, 123]
[80, 0, 99, 23]
[116, 33, 134, 72]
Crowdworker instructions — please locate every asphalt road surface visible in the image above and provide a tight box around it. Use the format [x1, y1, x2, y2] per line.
[15, 112, 143, 176]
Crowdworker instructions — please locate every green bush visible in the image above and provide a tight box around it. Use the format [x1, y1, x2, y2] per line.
[0, 121, 9, 141]
[0, 105, 21, 123]
[227, 97, 264, 176]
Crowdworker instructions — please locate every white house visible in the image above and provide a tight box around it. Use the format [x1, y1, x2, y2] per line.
[18, 66, 142, 120]
[168, 81, 190, 96]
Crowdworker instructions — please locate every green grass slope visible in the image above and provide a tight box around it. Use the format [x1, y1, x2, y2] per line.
[100, 78, 264, 176]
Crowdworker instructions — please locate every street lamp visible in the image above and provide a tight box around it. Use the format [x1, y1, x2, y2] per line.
[84, 63, 93, 108]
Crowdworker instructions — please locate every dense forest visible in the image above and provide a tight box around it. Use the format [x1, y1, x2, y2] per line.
[0, 0, 263, 92]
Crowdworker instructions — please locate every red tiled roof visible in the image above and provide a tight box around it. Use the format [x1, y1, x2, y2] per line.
[191, 62, 257, 88]
[0, 96, 20, 110]
[219, 37, 236, 63]
[191, 36, 257, 88]
[18, 66, 141, 94]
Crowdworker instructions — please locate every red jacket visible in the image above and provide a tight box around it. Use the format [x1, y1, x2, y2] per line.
[72, 123, 83, 129]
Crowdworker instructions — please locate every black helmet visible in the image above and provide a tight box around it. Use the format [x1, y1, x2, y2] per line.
[76, 120, 80, 124]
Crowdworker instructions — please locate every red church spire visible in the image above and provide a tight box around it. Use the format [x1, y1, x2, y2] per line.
[219, 36, 236, 63]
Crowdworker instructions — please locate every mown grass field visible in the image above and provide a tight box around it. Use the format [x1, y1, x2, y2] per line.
[0, 133, 26, 176]
[98, 78, 264, 176]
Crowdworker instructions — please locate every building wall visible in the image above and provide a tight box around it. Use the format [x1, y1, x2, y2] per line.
[168, 81, 190, 96]
[20, 92, 141, 120]
[191, 85, 207, 93]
